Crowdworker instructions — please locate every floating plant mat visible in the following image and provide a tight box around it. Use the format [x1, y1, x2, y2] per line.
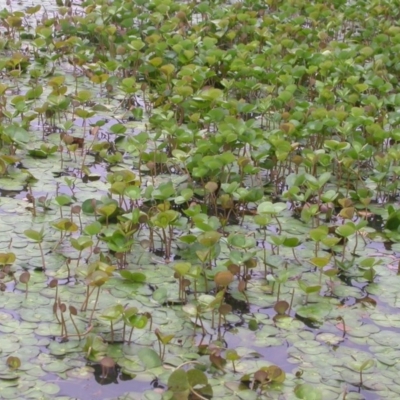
[2, 0, 400, 399]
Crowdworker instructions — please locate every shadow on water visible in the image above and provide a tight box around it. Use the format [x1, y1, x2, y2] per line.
[53, 370, 151, 399]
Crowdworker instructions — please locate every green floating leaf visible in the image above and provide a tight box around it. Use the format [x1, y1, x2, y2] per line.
[187, 369, 208, 387]
[119, 270, 146, 283]
[168, 368, 189, 392]
[294, 384, 322, 400]
[152, 287, 168, 304]
[296, 302, 332, 323]
[257, 201, 287, 214]
[137, 348, 162, 369]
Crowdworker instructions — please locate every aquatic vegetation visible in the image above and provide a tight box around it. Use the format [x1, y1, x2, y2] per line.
[1, 0, 400, 398]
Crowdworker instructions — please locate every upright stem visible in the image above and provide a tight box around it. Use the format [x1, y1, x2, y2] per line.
[292, 248, 301, 264]
[70, 314, 81, 340]
[341, 241, 346, 262]
[128, 327, 134, 344]
[288, 289, 295, 314]
[38, 242, 46, 271]
[274, 215, 282, 233]
[88, 286, 101, 325]
[157, 339, 162, 359]
[161, 343, 166, 360]
[60, 311, 68, 338]
[76, 250, 83, 269]
[277, 283, 281, 301]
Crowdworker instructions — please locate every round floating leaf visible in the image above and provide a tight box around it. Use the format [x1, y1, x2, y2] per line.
[187, 369, 208, 387]
[66, 366, 94, 380]
[39, 382, 60, 395]
[296, 302, 332, 323]
[137, 348, 162, 369]
[119, 271, 146, 283]
[295, 384, 322, 400]
[257, 201, 287, 214]
[182, 303, 198, 317]
[168, 368, 189, 394]
[316, 333, 344, 346]
[232, 233, 256, 249]
[42, 360, 70, 373]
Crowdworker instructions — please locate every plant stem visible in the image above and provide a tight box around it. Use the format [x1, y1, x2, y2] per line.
[128, 327, 134, 344]
[189, 387, 208, 400]
[76, 250, 83, 269]
[88, 286, 101, 325]
[274, 215, 282, 233]
[70, 313, 81, 340]
[157, 339, 162, 360]
[81, 286, 96, 311]
[277, 283, 281, 301]
[292, 248, 301, 264]
[60, 310, 68, 338]
[288, 289, 295, 314]
[38, 242, 46, 271]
